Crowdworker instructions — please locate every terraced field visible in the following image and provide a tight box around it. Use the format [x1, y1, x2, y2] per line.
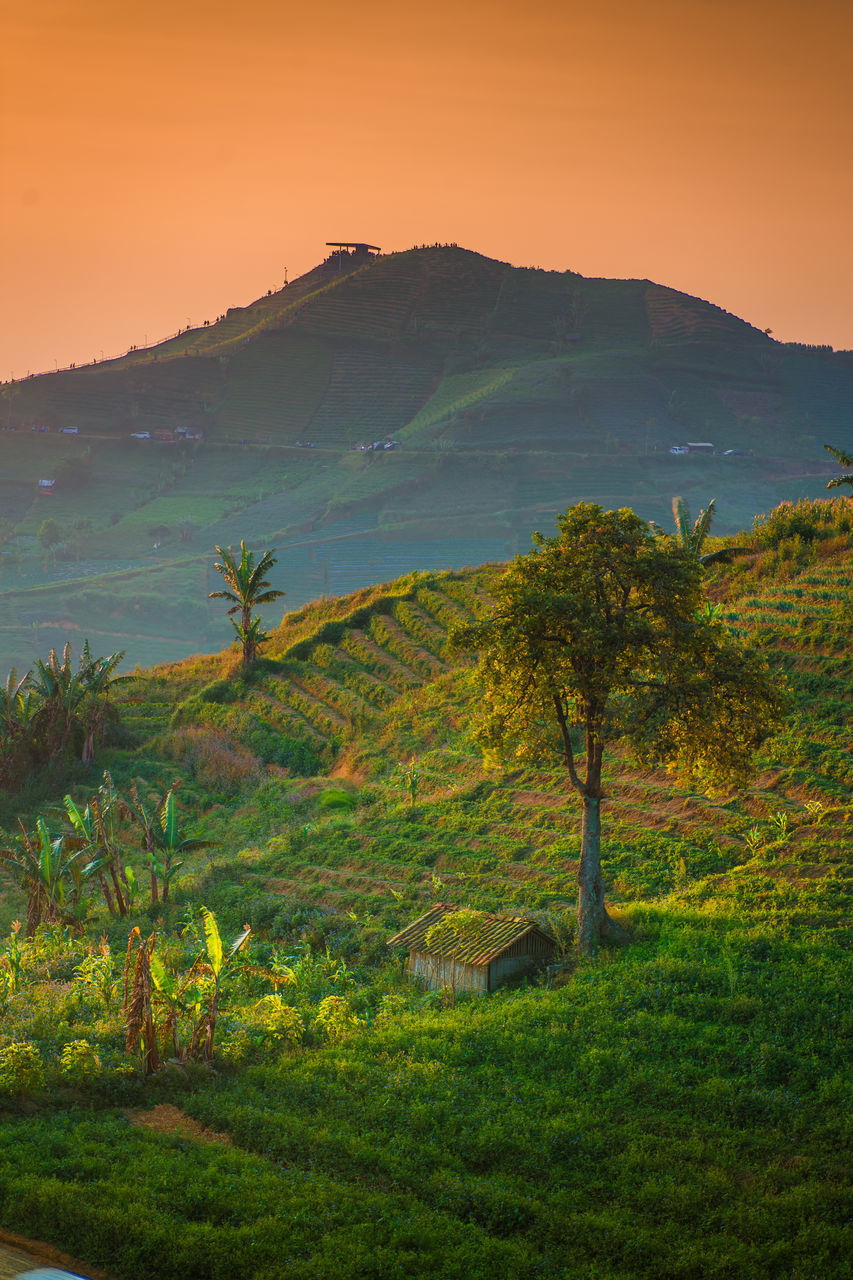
[113, 510, 852, 939]
[2, 507, 852, 1280]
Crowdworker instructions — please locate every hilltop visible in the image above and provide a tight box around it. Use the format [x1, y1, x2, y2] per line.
[0, 499, 851, 1279]
[2, 245, 853, 675]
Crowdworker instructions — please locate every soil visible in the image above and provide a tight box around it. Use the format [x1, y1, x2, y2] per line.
[126, 1102, 231, 1146]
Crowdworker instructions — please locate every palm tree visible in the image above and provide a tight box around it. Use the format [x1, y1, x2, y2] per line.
[209, 541, 285, 666]
[824, 444, 853, 497]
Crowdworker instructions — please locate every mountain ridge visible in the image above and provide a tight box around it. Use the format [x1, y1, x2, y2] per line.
[1, 245, 852, 675]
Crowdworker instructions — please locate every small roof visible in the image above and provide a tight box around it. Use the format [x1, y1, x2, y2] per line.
[387, 903, 555, 967]
[326, 241, 381, 252]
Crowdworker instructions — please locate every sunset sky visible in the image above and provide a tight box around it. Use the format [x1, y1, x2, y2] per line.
[2, 0, 851, 380]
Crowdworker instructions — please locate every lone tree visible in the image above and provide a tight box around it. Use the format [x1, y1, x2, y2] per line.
[209, 542, 285, 666]
[455, 503, 785, 955]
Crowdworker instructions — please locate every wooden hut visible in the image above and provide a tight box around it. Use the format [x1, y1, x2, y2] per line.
[387, 903, 557, 994]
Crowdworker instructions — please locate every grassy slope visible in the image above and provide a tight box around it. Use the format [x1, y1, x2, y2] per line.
[0, 509, 850, 1278]
[2, 248, 852, 674]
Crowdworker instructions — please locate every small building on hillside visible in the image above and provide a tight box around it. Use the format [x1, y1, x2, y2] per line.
[387, 903, 557, 994]
[685, 442, 715, 453]
[38, 479, 55, 493]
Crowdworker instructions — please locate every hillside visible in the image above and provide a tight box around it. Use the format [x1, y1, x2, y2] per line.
[2, 246, 853, 676]
[0, 501, 851, 1279]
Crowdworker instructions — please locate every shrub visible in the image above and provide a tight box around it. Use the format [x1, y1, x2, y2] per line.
[224, 996, 304, 1063]
[0, 1041, 44, 1095]
[163, 727, 261, 795]
[317, 788, 357, 811]
[314, 995, 363, 1043]
[74, 948, 118, 1011]
[59, 1039, 102, 1082]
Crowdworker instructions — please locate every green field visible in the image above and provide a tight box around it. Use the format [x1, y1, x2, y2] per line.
[0, 498, 850, 1278]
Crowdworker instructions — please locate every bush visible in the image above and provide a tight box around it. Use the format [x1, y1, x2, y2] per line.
[163, 727, 262, 795]
[224, 996, 304, 1063]
[0, 1041, 44, 1095]
[313, 995, 363, 1044]
[317, 788, 357, 811]
[59, 1039, 102, 1082]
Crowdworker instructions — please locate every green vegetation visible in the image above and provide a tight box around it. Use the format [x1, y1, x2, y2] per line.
[824, 442, 853, 495]
[2, 247, 852, 675]
[0, 497, 850, 1276]
[0, 641, 127, 790]
[454, 504, 784, 953]
[209, 541, 286, 666]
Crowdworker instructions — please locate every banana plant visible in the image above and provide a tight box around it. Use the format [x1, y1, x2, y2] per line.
[0, 819, 88, 935]
[652, 497, 749, 566]
[198, 908, 251, 1061]
[63, 773, 130, 916]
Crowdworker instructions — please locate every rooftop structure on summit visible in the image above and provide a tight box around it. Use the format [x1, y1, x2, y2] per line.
[325, 242, 381, 272]
[325, 242, 381, 255]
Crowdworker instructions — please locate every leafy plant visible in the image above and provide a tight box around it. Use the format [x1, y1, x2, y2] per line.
[209, 541, 285, 666]
[59, 1039, 102, 1082]
[454, 502, 786, 954]
[0, 1041, 44, 1094]
[0, 818, 89, 935]
[824, 443, 853, 497]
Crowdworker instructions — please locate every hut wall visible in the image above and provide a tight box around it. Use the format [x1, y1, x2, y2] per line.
[488, 953, 538, 989]
[409, 950, 489, 993]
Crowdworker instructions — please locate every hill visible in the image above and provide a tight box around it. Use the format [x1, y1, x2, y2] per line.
[0, 499, 851, 1278]
[2, 246, 853, 678]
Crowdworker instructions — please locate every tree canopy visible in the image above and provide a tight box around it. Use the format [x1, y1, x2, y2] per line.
[455, 503, 786, 954]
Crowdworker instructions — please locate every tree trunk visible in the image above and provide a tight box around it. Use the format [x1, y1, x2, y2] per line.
[576, 794, 629, 955]
[109, 862, 127, 916]
[98, 869, 116, 915]
[577, 795, 605, 954]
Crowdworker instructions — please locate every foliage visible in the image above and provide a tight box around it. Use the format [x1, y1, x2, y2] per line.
[59, 1038, 101, 1082]
[654, 495, 749, 566]
[209, 541, 285, 666]
[0, 508, 850, 1277]
[455, 503, 786, 953]
[0, 1040, 44, 1094]
[314, 994, 363, 1043]
[0, 641, 127, 790]
[225, 995, 305, 1062]
[0, 817, 89, 935]
[824, 442, 853, 496]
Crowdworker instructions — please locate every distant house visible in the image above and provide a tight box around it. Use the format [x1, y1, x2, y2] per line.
[685, 442, 715, 453]
[387, 903, 557, 994]
[38, 479, 55, 492]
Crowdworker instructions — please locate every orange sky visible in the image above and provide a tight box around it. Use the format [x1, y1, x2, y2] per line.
[2, 0, 852, 379]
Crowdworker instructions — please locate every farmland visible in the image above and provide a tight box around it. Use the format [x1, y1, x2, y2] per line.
[0, 497, 850, 1278]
